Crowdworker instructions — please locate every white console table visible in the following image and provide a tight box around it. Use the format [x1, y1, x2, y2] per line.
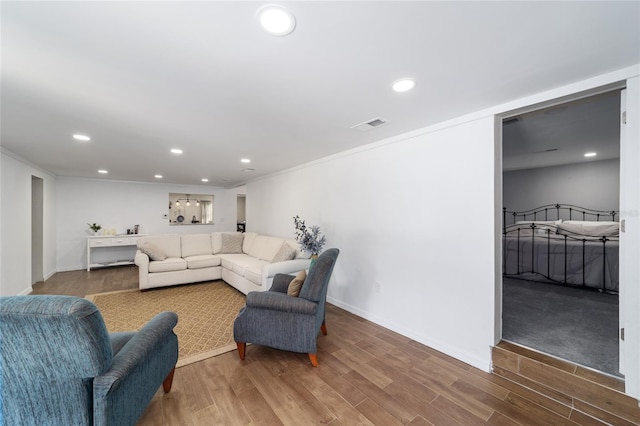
[87, 235, 146, 271]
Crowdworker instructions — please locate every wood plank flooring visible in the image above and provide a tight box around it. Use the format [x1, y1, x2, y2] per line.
[31, 267, 639, 425]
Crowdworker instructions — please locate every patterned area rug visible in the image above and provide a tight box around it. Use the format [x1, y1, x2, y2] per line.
[86, 281, 246, 367]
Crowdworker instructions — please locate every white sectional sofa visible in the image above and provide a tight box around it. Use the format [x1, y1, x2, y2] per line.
[134, 232, 311, 294]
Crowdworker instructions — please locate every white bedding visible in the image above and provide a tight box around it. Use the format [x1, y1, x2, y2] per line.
[503, 221, 619, 292]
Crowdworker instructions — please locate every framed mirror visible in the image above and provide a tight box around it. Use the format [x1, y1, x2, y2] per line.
[168, 193, 214, 225]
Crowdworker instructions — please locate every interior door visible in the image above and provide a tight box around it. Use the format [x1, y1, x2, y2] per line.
[619, 77, 640, 399]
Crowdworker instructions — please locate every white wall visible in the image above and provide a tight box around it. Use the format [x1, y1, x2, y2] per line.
[246, 65, 640, 373]
[247, 117, 498, 370]
[1, 151, 57, 296]
[56, 178, 238, 271]
[503, 158, 620, 216]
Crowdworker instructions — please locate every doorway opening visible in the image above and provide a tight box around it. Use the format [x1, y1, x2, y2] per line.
[237, 194, 246, 232]
[31, 175, 44, 284]
[501, 89, 622, 377]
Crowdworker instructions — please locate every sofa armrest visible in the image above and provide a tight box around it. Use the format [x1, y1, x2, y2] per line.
[93, 311, 178, 425]
[134, 250, 150, 289]
[246, 291, 317, 315]
[262, 258, 311, 280]
[134, 250, 149, 269]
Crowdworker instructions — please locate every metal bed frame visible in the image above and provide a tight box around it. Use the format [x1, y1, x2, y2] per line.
[502, 204, 619, 293]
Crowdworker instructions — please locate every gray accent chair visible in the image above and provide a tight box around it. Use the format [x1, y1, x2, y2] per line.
[233, 248, 339, 367]
[0, 295, 178, 426]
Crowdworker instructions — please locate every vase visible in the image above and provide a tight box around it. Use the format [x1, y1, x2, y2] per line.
[309, 254, 318, 272]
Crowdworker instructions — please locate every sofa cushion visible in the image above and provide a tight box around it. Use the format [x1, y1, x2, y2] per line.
[139, 242, 167, 261]
[271, 243, 297, 263]
[218, 254, 247, 270]
[242, 232, 257, 254]
[220, 233, 244, 253]
[261, 237, 285, 261]
[288, 270, 306, 297]
[211, 232, 222, 254]
[246, 235, 285, 261]
[138, 235, 182, 258]
[181, 234, 213, 257]
[148, 258, 187, 273]
[245, 235, 264, 259]
[233, 257, 267, 277]
[244, 266, 263, 285]
[184, 255, 221, 269]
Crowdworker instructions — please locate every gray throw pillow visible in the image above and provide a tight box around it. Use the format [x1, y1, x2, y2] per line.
[220, 233, 244, 254]
[140, 242, 168, 261]
[271, 244, 297, 263]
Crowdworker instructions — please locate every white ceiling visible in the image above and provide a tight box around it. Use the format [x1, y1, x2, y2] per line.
[2, 2, 639, 187]
[502, 90, 622, 172]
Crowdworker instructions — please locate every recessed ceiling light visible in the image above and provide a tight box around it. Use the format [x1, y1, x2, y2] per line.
[170, 148, 183, 154]
[257, 5, 296, 36]
[201, 178, 209, 182]
[392, 78, 416, 93]
[584, 152, 597, 157]
[154, 174, 163, 179]
[98, 169, 108, 174]
[241, 158, 251, 163]
[73, 134, 91, 141]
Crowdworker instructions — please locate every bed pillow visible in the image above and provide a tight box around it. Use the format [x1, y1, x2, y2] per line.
[515, 220, 559, 228]
[559, 220, 619, 237]
[511, 220, 559, 235]
[139, 242, 168, 261]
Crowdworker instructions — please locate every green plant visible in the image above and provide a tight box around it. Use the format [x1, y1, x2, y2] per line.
[87, 223, 102, 233]
[293, 215, 326, 255]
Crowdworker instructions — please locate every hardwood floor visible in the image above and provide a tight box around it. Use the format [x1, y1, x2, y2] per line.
[32, 267, 639, 425]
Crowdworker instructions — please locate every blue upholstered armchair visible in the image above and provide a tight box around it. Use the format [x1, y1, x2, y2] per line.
[234, 248, 339, 367]
[0, 295, 178, 426]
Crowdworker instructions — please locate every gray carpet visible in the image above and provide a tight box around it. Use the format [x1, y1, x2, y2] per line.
[502, 277, 620, 377]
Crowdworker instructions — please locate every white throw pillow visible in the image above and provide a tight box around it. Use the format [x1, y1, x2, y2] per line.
[139, 242, 168, 261]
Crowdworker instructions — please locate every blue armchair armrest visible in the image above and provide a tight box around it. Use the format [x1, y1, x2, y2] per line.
[93, 311, 178, 426]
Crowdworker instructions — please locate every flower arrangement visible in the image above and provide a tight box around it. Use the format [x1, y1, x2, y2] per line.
[87, 222, 102, 233]
[293, 215, 326, 255]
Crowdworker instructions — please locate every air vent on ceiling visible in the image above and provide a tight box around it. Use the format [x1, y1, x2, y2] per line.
[351, 117, 387, 132]
[533, 148, 559, 154]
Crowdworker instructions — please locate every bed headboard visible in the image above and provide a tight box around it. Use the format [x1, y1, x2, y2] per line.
[503, 203, 618, 229]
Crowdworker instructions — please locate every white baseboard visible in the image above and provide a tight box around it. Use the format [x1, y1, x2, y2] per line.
[55, 265, 85, 273]
[326, 296, 491, 373]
